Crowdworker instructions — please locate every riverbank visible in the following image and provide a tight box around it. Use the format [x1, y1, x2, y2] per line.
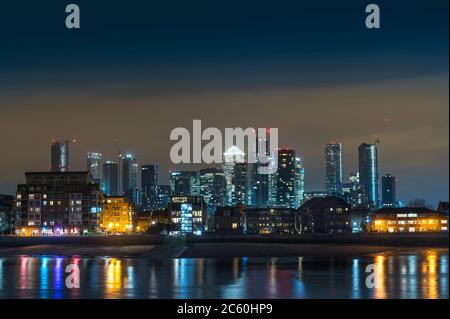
[0, 233, 447, 258]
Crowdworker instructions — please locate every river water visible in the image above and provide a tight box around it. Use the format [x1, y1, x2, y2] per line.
[0, 249, 447, 299]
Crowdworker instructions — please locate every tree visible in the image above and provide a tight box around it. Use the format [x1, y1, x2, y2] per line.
[407, 198, 433, 209]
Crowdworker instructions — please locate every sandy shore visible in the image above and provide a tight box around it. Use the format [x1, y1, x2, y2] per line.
[180, 243, 421, 258]
[0, 233, 447, 259]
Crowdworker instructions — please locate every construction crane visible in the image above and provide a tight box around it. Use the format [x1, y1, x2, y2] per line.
[114, 139, 122, 159]
[114, 139, 123, 195]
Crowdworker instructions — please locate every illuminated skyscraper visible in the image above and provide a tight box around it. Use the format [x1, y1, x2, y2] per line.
[253, 129, 276, 208]
[122, 154, 140, 206]
[199, 168, 227, 215]
[276, 149, 296, 208]
[170, 171, 199, 196]
[102, 161, 119, 196]
[51, 140, 71, 172]
[223, 146, 246, 206]
[325, 143, 343, 196]
[141, 165, 159, 211]
[294, 157, 305, 208]
[358, 143, 379, 208]
[86, 152, 103, 184]
[382, 174, 397, 207]
[156, 185, 171, 209]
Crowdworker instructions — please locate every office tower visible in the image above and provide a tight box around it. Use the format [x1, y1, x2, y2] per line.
[16, 172, 102, 235]
[102, 161, 119, 196]
[276, 149, 296, 208]
[51, 140, 71, 172]
[325, 143, 343, 196]
[121, 154, 140, 206]
[343, 172, 366, 209]
[382, 174, 397, 207]
[223, 146, 246, 206]
[141, 165, 159, 212]
[253, 129, 276, 208]
[294, 157, 305, 208]
[199, 168, 227, 215]
[170, 171, 199, 196]
[86, 152, 103, 183]
[358, 143, 379, 208]
[233, 162, 250, 205]
[156, 185, 171, 209]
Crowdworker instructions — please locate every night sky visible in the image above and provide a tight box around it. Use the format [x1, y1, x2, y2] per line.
[0, 0, 448, 205]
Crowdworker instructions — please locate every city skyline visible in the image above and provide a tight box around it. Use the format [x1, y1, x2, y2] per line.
[0, 0, 448, 205]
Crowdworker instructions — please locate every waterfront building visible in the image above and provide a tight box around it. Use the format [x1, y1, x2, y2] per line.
[299, 196, 352, 234]
[101, 196, 134, 234]
[0, 195, 14, 233]
[213, 205, 245, 233]
[368, 207, 449, 233]
[15, 171, 102, 236]
[245, 207, 299, 235]
[325, 143, 343, 196]
[169, 196, 206, 235]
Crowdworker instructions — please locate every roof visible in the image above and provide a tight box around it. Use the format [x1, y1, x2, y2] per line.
[300, 196, 350, 210]
[224, 145, 245, 156]
[371, 207, 438, 215]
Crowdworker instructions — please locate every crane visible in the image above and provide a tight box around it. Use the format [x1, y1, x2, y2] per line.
[114, 139, 123, 195]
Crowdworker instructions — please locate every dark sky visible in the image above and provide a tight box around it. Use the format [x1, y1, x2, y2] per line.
[0, 0, 448, 206]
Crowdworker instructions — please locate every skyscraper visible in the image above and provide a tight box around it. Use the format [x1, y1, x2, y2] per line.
[325, 143, 343, 196]
[141, 165, 159, 212]
[253, 129, 276, 208]
[199, 168, 227, 215]
[86, 152, 103, 183]
[358, 143, 379, 208]
[51, 140, 71, 172]
[382, 174, 397, 207]
[156, 185, 171, 209]
[294, 157, 305, 208]
[122, 154, 140, 206]
[170, 171, 199, 196]
[223, 146, 246, 206]
[276, 149, 296, 208]
[102, 161, 119, 196]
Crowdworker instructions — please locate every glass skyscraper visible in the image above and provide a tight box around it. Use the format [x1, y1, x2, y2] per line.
[51, 140, 70, 172]
[141, 165, 159, 211]
[325, 143, 343, 196]
[170, 171, 199, 196]
[358, 143, 379, 208]
[199, 167, 227, 215]
[276, 149, 297, 208]
[102, 161, 119, 196]
[122, 154, 140, 206]
[86, 152, 103, 184]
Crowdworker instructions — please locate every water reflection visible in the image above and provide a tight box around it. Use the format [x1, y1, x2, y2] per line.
[0, 250, 447, 299]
